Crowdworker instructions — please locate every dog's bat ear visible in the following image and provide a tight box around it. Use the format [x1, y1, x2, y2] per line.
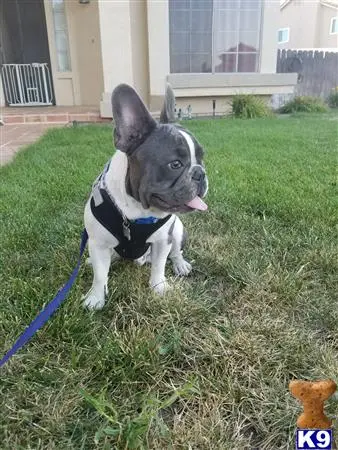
[160, 83, 176, 124]
[112, 84, 157, 154]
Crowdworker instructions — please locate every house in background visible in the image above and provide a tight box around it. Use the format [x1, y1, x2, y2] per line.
[0, 0, 297, 116]
[278, 0, 338, 48]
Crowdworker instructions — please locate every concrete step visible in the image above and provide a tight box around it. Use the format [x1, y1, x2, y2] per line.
[0, 108, 111, 125]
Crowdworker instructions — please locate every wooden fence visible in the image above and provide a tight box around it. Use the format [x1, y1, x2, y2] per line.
[274, 49, 338, 108]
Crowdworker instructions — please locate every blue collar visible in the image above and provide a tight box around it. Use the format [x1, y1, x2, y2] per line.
[132, 217, 159, 225]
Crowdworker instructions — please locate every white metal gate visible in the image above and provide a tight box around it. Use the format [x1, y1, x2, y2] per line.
[1, 63, 53, 106]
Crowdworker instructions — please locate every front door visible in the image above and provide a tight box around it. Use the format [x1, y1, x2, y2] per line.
[0, 0, 55, 105]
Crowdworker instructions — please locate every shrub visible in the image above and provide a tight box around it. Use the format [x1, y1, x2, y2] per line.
[279, 96, 328, 114]
[231, 94, 271, 119]
[327, 87, 338, 108]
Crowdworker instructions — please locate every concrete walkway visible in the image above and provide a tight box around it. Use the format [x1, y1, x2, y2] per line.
[0, 123, 61, 166]
[0, 105, 109, 166]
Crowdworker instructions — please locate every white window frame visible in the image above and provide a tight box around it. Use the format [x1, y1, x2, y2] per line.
[278, 27, 290, 44]
[330, 17, 338, 34]
[51, 0, 72, 72]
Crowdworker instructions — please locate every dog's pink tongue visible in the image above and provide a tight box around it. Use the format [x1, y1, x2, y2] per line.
[186, 196, 208, 211]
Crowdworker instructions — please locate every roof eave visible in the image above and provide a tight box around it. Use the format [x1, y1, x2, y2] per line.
[320, 0, 338, 10]
[280, 0, 292, 10]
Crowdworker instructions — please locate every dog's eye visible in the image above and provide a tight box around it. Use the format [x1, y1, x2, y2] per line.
[169, 160, 183, 170]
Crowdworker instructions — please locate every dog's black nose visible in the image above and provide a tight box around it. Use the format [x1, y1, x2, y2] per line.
[191, 166, 205, 182]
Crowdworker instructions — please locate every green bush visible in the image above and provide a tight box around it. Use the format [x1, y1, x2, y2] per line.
[231, 94, 272, 119]
[279, 96, 328, 114]
[327, 87, 338, 108]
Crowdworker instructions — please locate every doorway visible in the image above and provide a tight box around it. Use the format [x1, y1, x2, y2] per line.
[0, 0, 55, 105]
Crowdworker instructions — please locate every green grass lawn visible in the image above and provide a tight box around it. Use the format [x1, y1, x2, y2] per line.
[1, 114, 337, 449]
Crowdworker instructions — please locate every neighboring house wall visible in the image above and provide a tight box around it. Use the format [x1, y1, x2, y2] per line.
[279, 0, 320, 49]
[317, 5, 338, 47]
[279, 0, 338, 48]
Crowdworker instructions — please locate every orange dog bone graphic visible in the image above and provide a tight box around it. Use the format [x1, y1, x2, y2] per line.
[289, 379, 337, 429]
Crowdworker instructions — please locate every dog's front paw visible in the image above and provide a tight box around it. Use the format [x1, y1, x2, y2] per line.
[82, 289, 106, 310]
[150, 279, 171, 296]
[173, 259, 192, 277]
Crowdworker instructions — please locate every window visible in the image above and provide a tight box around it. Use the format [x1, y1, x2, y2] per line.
[278, 28, 289, 44]
[52, 0, 71, 71]
[169, 0, 263, 74]
[330, 17, 338, 34]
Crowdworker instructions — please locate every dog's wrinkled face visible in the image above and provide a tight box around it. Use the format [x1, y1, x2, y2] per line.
[127, 124, 208, 213]
[112, 84, 208, 213]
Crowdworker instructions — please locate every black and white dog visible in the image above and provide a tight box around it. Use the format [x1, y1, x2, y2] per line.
[83, 84, 208, 309]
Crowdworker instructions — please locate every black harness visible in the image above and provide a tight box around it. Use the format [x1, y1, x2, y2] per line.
[90, 161, 172, 260]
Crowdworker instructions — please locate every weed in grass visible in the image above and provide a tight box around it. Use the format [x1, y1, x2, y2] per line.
[231, 94, 272, 119]
[279, 96, 328, 114]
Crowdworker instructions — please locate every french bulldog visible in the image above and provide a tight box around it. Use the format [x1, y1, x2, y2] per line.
[83, 83, 208, 310]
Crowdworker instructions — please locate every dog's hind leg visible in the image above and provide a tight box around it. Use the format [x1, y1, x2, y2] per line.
[83, 239, 112, 310]
[169, 218, 192, 276]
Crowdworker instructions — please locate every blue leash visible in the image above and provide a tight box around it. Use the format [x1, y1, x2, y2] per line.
[0, 229, 88, 368]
